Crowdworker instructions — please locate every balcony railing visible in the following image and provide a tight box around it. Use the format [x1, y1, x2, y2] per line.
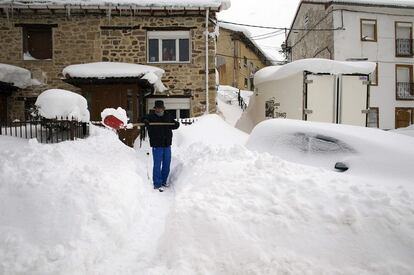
[396, 82, 414, 100]
[396, 39, 413, 57]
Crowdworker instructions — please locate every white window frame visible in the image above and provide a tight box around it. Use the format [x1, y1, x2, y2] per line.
[147, 31, 191, 64]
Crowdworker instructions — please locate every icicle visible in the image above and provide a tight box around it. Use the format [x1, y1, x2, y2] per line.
[66, 5, 71, 18]
[107, 6, 112, 22]
[5, 7, 9, 23]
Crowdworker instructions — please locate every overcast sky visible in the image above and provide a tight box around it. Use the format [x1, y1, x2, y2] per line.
[218, 0, 301, 62]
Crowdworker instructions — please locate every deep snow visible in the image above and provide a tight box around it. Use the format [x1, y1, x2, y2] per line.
[1, 115, 414, 274]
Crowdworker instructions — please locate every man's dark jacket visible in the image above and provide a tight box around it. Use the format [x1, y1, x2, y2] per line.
[143, 112, 180, 147]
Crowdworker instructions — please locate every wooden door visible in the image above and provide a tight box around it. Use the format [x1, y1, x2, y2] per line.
[0, 95, 7, 122]
[395, 108, 413, 129]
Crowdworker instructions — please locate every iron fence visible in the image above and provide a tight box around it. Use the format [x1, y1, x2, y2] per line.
[0, 117, 89, 144]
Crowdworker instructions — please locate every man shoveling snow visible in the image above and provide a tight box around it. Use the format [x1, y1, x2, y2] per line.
[143, 100, 180, 192]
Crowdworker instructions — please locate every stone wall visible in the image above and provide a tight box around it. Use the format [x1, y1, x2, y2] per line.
[287, 3, 335, 61]
[0, 10, 216, 120]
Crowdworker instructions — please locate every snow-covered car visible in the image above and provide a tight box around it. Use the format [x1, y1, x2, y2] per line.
[247, 119, 414, 182]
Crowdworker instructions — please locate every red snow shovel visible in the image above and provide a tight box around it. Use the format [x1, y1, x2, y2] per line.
[103, 115, 125, 129]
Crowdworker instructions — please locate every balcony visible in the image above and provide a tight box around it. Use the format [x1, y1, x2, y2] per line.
[396, 39, 413, 57]
[396, 82, 414, 100]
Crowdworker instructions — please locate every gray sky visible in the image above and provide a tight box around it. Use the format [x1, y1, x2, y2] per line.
[218, 0, 301, 62]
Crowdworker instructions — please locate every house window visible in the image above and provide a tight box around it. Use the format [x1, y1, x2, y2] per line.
[23, 25, 53, 60]
[396, 65, 414, 100]
[395, 22, 413, 57]
[244, 78, 248, 88]
[370, 63, 378, 86]
[147, 31, 190, 63]
[243, 56, 248, 67]
[395, 107, 414, 129]
[367, 107, 379, 128]
[361, 19, 377, 42]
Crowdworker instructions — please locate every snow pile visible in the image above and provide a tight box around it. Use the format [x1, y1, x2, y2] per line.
[0, 63, 40, 88]
[62, 62, 167, 92]
[392, 124, 414, 138]
[255, 58, 376, 85]
[0, 0, 231, 10]
[217, 85, 253, 105]
[247, 119, 414, 182]
[1, 114, 414, 274]
[35, 89, 90, 122]
[0, 128, 149, 274]
[174, 114, 248, 147]
[147, 116, 414, 274]
[216, 85, 253, 126]
[101, 107, 129, 127]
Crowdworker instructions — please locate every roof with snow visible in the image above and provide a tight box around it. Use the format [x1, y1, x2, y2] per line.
[254, 58, 376, 85]
[218, 22, 273, 66]
[62, 62, 167, 92]
[0, 0, 231, 10]
[298, 0, 414, 8]
[0, 63, 41, 89]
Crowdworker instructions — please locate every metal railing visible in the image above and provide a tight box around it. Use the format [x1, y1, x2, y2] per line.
[396, 82, 414, 100]
[396, 39, 413, 56]
[0, 117, 89, 144]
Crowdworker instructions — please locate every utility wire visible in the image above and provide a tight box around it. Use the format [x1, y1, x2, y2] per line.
[218, 19, 343, 31]
[216, 53, 285, 63]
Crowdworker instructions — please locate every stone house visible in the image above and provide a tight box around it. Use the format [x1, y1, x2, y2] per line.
[216, 22, 271, 91]
[0, 0, 230, 123]
[285, 0, 414, 129]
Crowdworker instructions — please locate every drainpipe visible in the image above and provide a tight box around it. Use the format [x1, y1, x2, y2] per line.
[205, 8, 209, 114]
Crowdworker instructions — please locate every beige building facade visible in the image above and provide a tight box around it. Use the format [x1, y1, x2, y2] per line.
[216, 24, 271, 91]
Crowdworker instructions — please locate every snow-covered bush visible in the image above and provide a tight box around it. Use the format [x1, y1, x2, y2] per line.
[35, 89, 90, 122]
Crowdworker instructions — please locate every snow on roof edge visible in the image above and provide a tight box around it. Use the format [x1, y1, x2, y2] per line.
[218, 22, 274, 65]
[62, 62, 167, 92]
[254, 58, 376, 85]
[0, 0, 231, 11]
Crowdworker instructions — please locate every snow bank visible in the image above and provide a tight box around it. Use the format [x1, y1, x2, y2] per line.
[35, 89, 90, 122]
[392, 125, 414, 138]
[247, 119, 414, 182]
[216, 85, 253, 126]
[0, 0, 231, 10]
[101, 107, 128, 127]
[0, 128, 149, 274]
[147, 117, 414, 274]
[62, 62, 167, 92]
[0, 63, 40, 88]
[174, 114, 248, 147]
[255, 58, 376, 85]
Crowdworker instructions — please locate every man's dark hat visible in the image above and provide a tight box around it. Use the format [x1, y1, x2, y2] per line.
[154, 100, 165, 109]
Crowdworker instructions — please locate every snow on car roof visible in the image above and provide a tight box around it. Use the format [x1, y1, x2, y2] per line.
[0, 0, 231, 10]
[254, 58, 376, 85]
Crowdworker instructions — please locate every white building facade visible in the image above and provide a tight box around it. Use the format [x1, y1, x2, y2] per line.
[287, 0, 414, 129]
